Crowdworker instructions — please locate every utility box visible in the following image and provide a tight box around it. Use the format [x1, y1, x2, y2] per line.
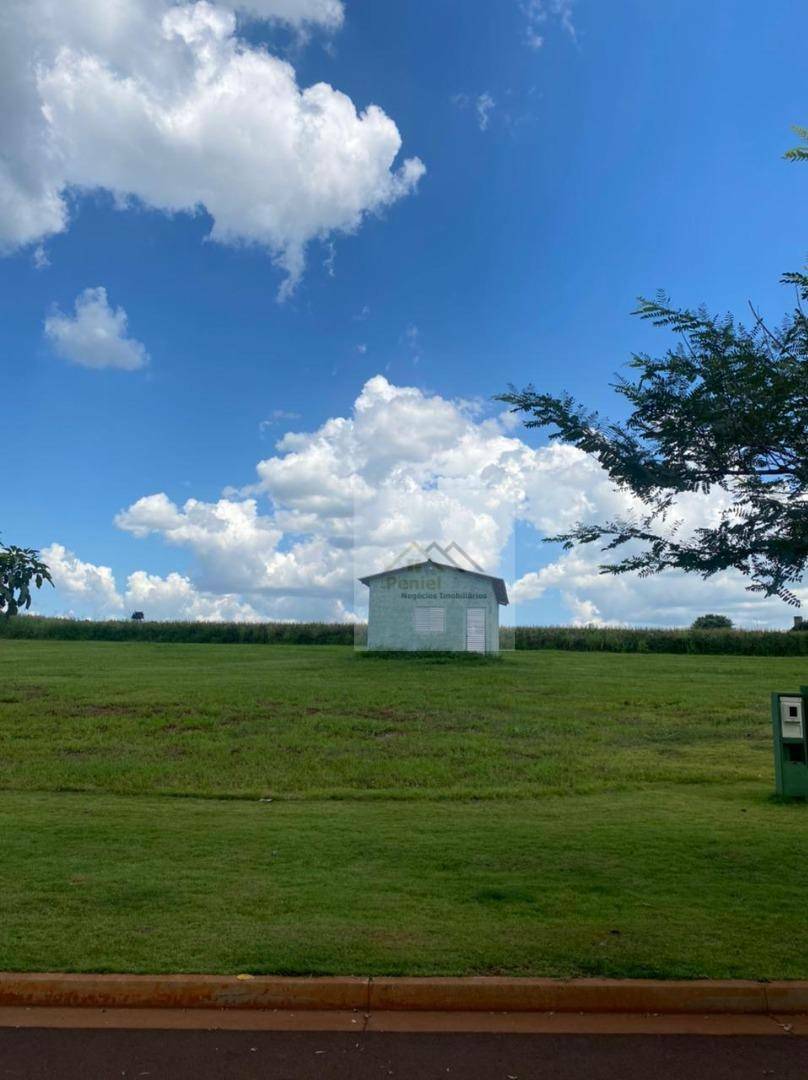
[772, 690, 808, 798]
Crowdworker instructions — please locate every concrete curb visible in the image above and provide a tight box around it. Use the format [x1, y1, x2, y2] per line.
[1, 975, 807, 1015]
[0, 975, 368, 1013]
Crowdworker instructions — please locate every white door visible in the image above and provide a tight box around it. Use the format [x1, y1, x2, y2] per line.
[466, 608, 486, 653]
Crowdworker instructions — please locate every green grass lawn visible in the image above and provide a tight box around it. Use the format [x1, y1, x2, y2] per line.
[1, 640, 807, 978]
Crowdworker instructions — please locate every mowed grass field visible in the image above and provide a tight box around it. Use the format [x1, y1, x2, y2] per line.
[1, 640, 807, 978]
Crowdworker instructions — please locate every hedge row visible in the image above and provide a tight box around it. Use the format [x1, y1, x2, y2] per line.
[2, 616, 807, 655]
[512, 625, 808, 656]
[0, 617, 360, 646]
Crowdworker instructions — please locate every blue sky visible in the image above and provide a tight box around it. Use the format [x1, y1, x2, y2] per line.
[3, 0, 806, 626]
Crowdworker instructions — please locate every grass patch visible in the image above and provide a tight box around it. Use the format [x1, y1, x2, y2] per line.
[0, 642, 801, 800]
[2, 786, 808, 978]
[357, 650, 503, 663]
[1, 640, 806, 977]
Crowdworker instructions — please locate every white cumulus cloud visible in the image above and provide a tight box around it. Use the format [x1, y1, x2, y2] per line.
[44, 287, 149, 370]
[108, 376, 804, 626]
[40, 543, 124, 618]
[237, 0, 344, 28]
[31, 377, 805, 626]
[0, 0, 423, 296]
[124, 570, 264, 621]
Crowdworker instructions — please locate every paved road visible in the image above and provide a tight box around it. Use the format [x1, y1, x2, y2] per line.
[2, 1029, 808, 1079]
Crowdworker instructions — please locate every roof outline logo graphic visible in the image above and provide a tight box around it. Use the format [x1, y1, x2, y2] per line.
[383, 540, 486, 575]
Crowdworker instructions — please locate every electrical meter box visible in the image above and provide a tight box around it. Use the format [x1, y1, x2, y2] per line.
[772, 690, 808, 798]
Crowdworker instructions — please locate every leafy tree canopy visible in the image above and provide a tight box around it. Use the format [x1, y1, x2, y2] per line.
[785, 125, 808, 162]
[0, 543, 53, 618]
[498, 275, 808, 605]
[691, 614, 733, 630]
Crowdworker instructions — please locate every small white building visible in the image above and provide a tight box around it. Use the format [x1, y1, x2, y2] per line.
[359, 559, 508, 653]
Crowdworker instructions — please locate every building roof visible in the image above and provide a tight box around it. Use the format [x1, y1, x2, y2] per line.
[359, 560, 509, 606]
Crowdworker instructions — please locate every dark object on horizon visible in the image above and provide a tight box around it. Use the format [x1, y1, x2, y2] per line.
[131, 611, 145, 621]
[793, 616, 807, 631]
[691, 614, 733, 630]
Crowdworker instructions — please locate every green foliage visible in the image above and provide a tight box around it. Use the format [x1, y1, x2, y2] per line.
[23, 611, 798, 656]
[0, 615, 358, 645]
[514, 624, 808, 655]
[498, 276, 808, 604]
[784, 124, 808, 162]
[691, 614, 733, 630]
[2, 616, 805, 654]
[0, 543, 53, 617]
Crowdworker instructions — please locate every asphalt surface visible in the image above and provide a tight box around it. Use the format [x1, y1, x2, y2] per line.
[2, 1029, 808, 1079]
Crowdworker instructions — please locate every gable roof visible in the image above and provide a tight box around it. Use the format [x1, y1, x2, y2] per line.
[359, 560, 509, 606]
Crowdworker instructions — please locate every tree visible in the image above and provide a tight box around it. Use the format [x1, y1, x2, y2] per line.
[785, 125, 808, 162]
[498, 276, 808, 605]
[0, 543, 53, 617]
[131, 611, 145, 621]
[691, 614, 733, 630]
